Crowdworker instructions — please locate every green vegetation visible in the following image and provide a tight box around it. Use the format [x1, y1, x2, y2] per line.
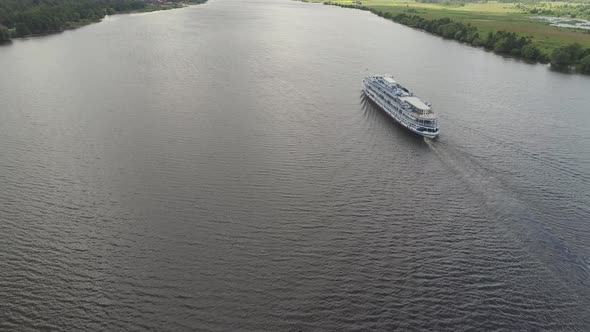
[550, 42, 590, 70]
[0, 0, 206, 41]
[0, 24, 10, 43]
[579, 53, 590, 71]
[521, 2, 590, 19]
[319, 0, 590, 74]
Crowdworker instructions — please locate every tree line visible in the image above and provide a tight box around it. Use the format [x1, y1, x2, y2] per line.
[0, 0, 204, 42]
[523, 3, 590, 19]
[323, 2, 590, 74]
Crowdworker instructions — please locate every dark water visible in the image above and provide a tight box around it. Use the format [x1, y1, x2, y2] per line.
[1, 0, 590, 330]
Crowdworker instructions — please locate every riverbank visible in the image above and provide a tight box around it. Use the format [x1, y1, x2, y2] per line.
[0, 0, 207, 43]
[307, 0, 590, 74]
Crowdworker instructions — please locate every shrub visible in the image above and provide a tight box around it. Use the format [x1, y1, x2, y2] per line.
[578, 55, 590, 74]
[0, 25, 10, 42]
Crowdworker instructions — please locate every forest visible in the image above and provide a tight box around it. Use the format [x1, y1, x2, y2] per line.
[0, 0, 203, 42]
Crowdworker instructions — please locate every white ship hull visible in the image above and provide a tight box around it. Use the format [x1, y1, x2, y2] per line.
[362, 77, 439, 139]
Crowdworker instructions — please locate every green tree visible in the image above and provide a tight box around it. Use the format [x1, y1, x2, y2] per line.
[566, 43, 584, 60]
[521, 44, 542, 61]
[578, 55, 590, 74]
[551, 49, 572, 68]
[0, 25, 10, 42]
[493, 37, 511, 53]
[438, 22, 459, 39]
[551, 43, 584, 69]
[471, 36, 483, 47]
[15, 22, 31, 37]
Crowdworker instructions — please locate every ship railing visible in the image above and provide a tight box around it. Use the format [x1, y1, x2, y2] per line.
[402, 113, 438, 128]
[408, 121, 438, 129]
[416, 113, 438, 120]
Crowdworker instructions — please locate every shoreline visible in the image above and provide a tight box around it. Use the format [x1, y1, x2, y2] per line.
[0, 0, 207, 43]
[313, 1, 590, 76]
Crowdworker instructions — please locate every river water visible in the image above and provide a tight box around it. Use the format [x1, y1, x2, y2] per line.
[1, 0, 589, 330]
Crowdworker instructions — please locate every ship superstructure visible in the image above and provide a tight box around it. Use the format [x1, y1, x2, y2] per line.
[362, 75, 439, 138]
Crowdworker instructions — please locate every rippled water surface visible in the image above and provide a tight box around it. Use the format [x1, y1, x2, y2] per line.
[1, 0, 590, 330]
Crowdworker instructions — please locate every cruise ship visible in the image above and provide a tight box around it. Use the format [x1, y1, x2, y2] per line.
[362, 75, 439, 138]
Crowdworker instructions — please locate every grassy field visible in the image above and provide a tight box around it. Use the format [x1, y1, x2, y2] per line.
[311, 0, 590, 54]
